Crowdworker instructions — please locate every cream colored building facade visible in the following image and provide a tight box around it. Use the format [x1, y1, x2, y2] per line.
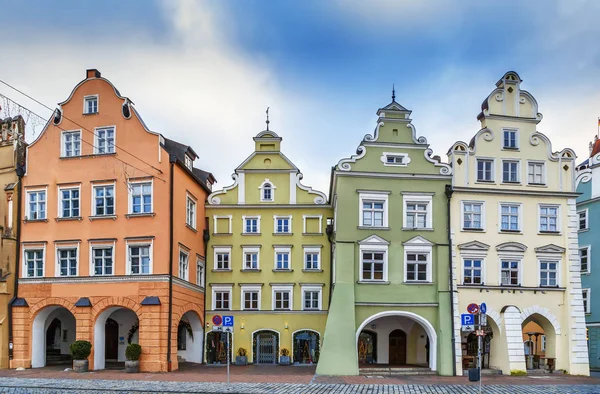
[448, 72, 589, 375]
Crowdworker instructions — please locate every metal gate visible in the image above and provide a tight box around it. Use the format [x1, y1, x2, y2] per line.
[256, 332, 277, 364]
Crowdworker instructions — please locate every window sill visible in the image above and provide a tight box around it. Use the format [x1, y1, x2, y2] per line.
[89, 215, 117, 221]
[212, 233, 233, 236]
[302, 269, 323, 273]
[186, 224, 198, 233]
[539, 231, 560, 235]
[581, 271, 591, 276]
[357, 280, 390, 285]
[23, 218, 48, 223]
[273, 269, 293, 272]
[83, 111, 99, 116]
[499, 229, 521, 234]
[402, 227, 434, 231]
[403, 281, 434, 285]
[501, 147, 520, 151]
[302, 308, 322, 312]
[357, 226, 390, 231]
[578, 229, 589, 233]
[501, 181, 521, 185]
[242, 232, 261, 236]
[55, 216, 83, 222]
[302, 233, 324, 236]
[125, 213, 155, 218]
[273, 233, 293, 236]
[527, 183, 547, 188]
[462, 228, 484, 232]
[475, 180, 495, 184]
[211, 269, 232, 272]
[241, 269, 262, 272]
[273, 309, 292, 312]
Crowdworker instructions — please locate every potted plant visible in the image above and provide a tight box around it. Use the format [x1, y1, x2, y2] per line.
[236, 347, 248, 365]
[69, 340, 92, 372]
[279, 348, 290, 365]
[125, 343, 142, 373]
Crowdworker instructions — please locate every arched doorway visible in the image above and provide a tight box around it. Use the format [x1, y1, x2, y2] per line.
[389, 329, 407, 365]
[292, 330, 320, 365]
[253, 330, 279, 365]
[32, 306, 76, 368]
[521, 314, 555, 371]
[177, 311, 204, 364]
[93, 306, 139, 370]
[358, 330, 377, 364]
[206, 331, 231, 364]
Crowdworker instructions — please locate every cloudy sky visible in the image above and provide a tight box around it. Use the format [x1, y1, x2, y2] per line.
[1, 0, 599, 194]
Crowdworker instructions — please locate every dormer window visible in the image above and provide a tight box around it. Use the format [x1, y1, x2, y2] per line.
[84, 95, 98, 114]
[185, 154, 193, 170]
[259, 179, 275, 202]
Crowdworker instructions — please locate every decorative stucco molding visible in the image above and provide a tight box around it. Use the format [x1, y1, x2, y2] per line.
[534, 244, 566, 254]
[457, 240, 490, 251]
[423, 148, 452, 175]
[529, 132, 576, 162]
[337, 145, 367, 172]
[358, 234, 390, 245]
[363, 121, 385, 142]
[208, 173, 240, 205]
[496, 242, 527, 253]
[576, 168, 592, 188]
[295, 173, 327, 204]
[447, 128, 493, 157]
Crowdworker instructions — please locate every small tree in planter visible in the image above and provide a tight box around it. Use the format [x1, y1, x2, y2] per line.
[236, 348, 248, 365]
[69, 340, 92, 372]
[125, 344, 142, 373]
[279, 348, 290, 365]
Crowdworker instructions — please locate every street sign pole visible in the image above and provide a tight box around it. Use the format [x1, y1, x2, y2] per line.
[226, 332, 230, 384]
[478, 318, 482, 394]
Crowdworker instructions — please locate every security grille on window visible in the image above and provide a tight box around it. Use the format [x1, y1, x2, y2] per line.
[276, 218, 290, 233]
[179, 251, 189, 279]
[274, 291, 291, 310]
[362, 201, 384, 227]
[406, 253, 428, 281]
[502, 161, 519, 182]
[463, 203, 482, 229]
[305, 252, 319, 270]
[61, 189, 80, 218]
[361, 251, 385, 280]
[130, 245, 150, 274]
[245, 218, 258, 233]
[528, 163, 544, 184]
[463, 259, 482, 284]
[501, 260, 519, 285]
[406, 202, 428, 228]
[540, 261, 558, 287]
[131, 183, 152, 213]
[216, 252, 230, 270]
[186, 197, 196, 228]
[93, 185, 114, 216]
[93, 247, 113, 275]
[540, 206, 558, 232]
[500, 204, 519, 231]
[85, 96, 98, 114]
[95, 127, 115, 154]
[58, 249, 77, 276]
[578, 211, 588, 230]
[244, 252, 259, 269]
[580, 247, 589, 273]
[243, 291, 259, 310]
[477, 159, 493, 182]
[28, 190, 46, 220]
[26, 250, 44, 277]
[63, 131, 81, 157]
[503, 130, 517, 149]
[276, 252, 289, 270]
[215, 291, 230, 310]
[303, 291, 320, 310]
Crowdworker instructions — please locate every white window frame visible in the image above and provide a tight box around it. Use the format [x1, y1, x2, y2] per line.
[274, 246, 292, 271]
[583, 288, 591, 314]
[498, 202, 522, 232]
[462, 258, 484, 285]
[83, 94, 99, 114]
[461, 200, 485, 231]
[302, 215, 323, 234]
[212, 285, 232, 311]
[580, 246, 591, 274]
[55, 243, 79, 277]
[126, 239, 153, 275]
[476, 158, 495, 182]
[128, 180, 153, 214]
[273, 215, 292, 234]
[381, 152, 409, 167]
[213, 215, 233, 234]
[61, 130, 82, 157]
[58, 185, 81, 219]
[499, 259, 521, 286]
[91, 183, 116, 217]
[359, 192, 389, 228]
[501, 159, 520, 183]
[272, 285, 293, 311]
[242, 246, 260, 270]
[404, 248, 432, 283]
[93, 126, 115, 154]
[578, 209, 589, 231]
[259, 179, 276, 202]
[359, 242, 389, 282]
[538, 259, 559, 287]
[527, 161, 546, 185]
[179, 248, 189, 280]
[196, 256, 205, 287]
[502, 128, 519, 149]
[303, 247, 321, 270]
[89, 243, 115, 276]
[23, 245, 46, 278]
[403, 194, 433, 229]
[538, 204, 560, 234]
[242, 215, 261, 234]
[541, 335, 546, 351]
[301, 286, 322, 311]
[186, 193, 197, 229]
[213, 247, 232, 271]
[241, 285, 261, 311]
[26, 187, 47, 220]
[184, 154, 193, 170]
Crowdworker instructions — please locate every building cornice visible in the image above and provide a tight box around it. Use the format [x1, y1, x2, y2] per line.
[206, 204, 332, 209]
[452, 186, 579, 198]
[335, 171, 451, 181]
[355, 302, 438, 307]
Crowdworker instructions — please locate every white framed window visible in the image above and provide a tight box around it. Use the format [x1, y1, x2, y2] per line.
[527, 162, 545, 185]
[502, 160, 520, 183]
[503, 129, 518, 149]
[242, 216, 260, 234]
[382, 152, 409, 167]
[259, 179, 275, 202]
[539, 205, 559, 233]
[212, 286, 232, 311]
[186, 194, 197, 229]
[476, 159, 494, 182]
[129, 181, 152, 214]
[302, 286, 322, 311]
[91, 245, 114, 276]
[184, 154, 193, 170]
[59, 186, 80, 218]
[580, 246, 591, 274]
[539, 260, 558, 287]
[462, 201, 484, 230]
[214, 247, 231, 270]
[304, 247, 321, 270]
[463, 259, 483, 285]
[359, 192, 389, 228]
[583, 288, 591, 314]
[274, 216, 291, 234]
[92, 184, 115, 216]
[24, 248, 44, 278]
[94, 126, 115, 154]
[241, 286, 261, 310]
[541, 335, 546, 352]
[196, 257, 205, 287]
[61, 131, 81, 157]
[83, 95, 98, 114]
[272, 286, 293, 311]
[57, 246, 78, 277]
[405, 252, 430, 282]
[243, 247, 260, 270]
[274, 247, 291, 270]
[179, 249, 189, 280]
[361, 250, 386, 281]
[499, 203, 521, 232]
[128, 243, 152, 275]
[578, 209, 588, 231]
[403, 195, 433, 229]
[26, 189, 46, 220]
[501, 260, 520, 286]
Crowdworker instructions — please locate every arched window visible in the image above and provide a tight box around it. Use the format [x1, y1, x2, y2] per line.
[259, 179, 276, 202]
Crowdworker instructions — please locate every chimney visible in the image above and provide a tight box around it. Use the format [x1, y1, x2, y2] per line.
[86, 69, 101, 79]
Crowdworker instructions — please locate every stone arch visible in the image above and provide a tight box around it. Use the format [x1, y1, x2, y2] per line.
[520, 306, 561, 335]
[173, 303, 204, 328]
[29, 298, 75, 320]
[31, 304, 76, 368]
[175, 308, 204, 364]
[485, 306, 503, 335]
[90, 297, 141, 321]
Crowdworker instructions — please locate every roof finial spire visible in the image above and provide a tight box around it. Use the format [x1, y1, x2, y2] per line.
[392, 83, 396, 102]
[265, 107, 270, 131]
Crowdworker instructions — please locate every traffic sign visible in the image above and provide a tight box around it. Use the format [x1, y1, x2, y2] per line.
[462, 325, 475, 331]
[212, 315, 222, 326]
[461, 313, 475, 326]
[479, 314, 487, 327]
[467, 303, 479, 314]
[224, 327, 233, 333]
[480, 303, 487, 315]
[212, 326, 223, 332]
[223, 315, 234, 327]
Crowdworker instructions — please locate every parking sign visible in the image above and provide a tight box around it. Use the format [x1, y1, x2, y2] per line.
[223, 315, 234, 327]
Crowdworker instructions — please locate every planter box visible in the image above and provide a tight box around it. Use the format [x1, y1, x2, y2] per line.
[279, 356, 290, 365]
[125, 360, 140, 373]
[236, 356, 247, 365]
[73, 359, 89, 373]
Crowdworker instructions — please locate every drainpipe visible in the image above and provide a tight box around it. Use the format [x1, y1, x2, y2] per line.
[326, 219, 334, 308]
[8, 166, 24, 361]
[445, 184, 457, 376]
[167, 155, 175, 371]
[202, 225, 209, 364]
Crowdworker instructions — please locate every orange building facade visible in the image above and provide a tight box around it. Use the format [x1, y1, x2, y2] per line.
[9, 69, 213, 372]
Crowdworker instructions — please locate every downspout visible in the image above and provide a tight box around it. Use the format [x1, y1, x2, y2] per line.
[202, 224, 210, 364]
[326, 220, 334, 308]
[8, 166, 24, 361]
[445, 184, 456, 376]
[166, 155, 175, 371]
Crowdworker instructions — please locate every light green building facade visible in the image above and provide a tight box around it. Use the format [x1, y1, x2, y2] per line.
[316, 97, 454, 376]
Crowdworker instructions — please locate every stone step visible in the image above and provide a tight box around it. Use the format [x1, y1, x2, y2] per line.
[462, 369, 502, 376]
[360, 368, 435, 376]
[527, 369, 565, 375]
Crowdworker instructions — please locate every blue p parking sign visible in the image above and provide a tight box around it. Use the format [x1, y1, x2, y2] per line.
[223, 316, 234, 327]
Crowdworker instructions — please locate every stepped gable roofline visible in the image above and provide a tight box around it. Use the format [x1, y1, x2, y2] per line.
[477, 71, 542, 122]
[162, 137, 214, 193]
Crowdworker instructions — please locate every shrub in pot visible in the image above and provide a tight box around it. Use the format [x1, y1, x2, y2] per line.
[279, 348, 290, 365]
[70, 340, 92, 372]
[125, 343, 142, 373]
[236, 347, 248, 365]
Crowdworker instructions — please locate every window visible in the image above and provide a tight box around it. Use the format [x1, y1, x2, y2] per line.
[501, 260, 519, 286]
[500, 204, 520, 231]
[60, 188, 80, 218]
[58, 248, 77, 276]
[130, 182, 152, 214]
[541, 335, 546, 352]
[84, 96, 98, 114]
[261, 182, 273, 201]
[214, 290, 231, 310]
[94, 127, 115, 154]
[578, 210, 588, 231]
[477, 159, 494, 182]
[304, 248, 320, 270]
[406, 202, 428, 228]
[539, 205, 559, 233]
[129, 245, 151, 275]
[503, 129, 518, 149]
[196, 258, 205, 287]
[463, 202, 483, 230]
[382, 152, 409, 166]
[275, 216, 291, 233]
[302, 288, 321, 311]
[184, 154, 193, 170]
[362, 201, 385, 227]
[186, 195, 196, 229]
[361, 251, 385, 281]
[580, 247, 590, 274]
[93, 185, 114, 216]
[583, 289, 590, 314]
[540, 261, 558, 287]
[243, 217, 259, 234]
[273, 289, 292, 310]
[406, 252, 429, 282]
[27, 190, 46, 220]
[463, 259, 482, 285]
[242, 289, 260, 310]
[62, 131, 81, 157]
[244, 251, 259, 270]
[502, 160, 519, 183]
[275, 251, 290, 270]
[92, 247, 113, 276]
[528, 162, 545, 184]
[25, 249, 44, 278]
[214, 248, 231, 270]
[179, 250, 189, 280]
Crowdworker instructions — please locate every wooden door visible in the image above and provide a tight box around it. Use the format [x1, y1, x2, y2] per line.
[389, 329, 407, 365]
[105, 318, 119, 361]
